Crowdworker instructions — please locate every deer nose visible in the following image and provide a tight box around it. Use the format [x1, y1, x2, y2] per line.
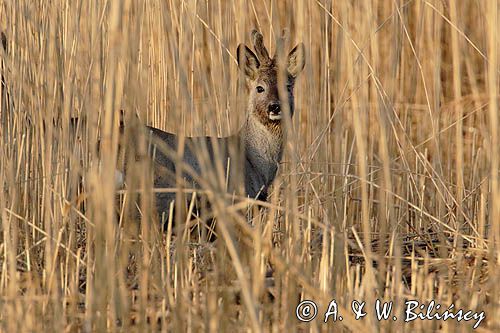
[268, 103, 281, 114]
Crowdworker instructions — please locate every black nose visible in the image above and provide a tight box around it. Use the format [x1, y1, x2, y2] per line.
[268, 103, 281, 114]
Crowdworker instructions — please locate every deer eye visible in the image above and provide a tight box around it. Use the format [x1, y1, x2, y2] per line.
[256, 86, 265, 93]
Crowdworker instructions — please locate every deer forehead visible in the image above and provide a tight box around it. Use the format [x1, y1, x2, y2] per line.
[255, 66, 293, 87]
[256, 66, 277, 81]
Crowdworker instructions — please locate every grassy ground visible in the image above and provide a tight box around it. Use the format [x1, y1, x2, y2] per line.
[0, 0, 499, 332]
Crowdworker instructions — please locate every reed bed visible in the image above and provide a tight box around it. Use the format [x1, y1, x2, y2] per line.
[0, 0, 499, 332]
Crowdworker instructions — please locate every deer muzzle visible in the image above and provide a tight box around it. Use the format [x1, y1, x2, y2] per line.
[268, 102, 282, 120]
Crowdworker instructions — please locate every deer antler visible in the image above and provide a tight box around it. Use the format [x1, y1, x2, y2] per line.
[274, 29, 289, 62]
[251, 30, 270, 64]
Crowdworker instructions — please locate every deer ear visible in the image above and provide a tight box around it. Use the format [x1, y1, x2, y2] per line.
[287, 43, 305, 78]
[237, 44, 260, 80]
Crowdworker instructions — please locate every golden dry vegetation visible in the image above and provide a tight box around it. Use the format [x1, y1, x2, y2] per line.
[0, 0, 499, 332]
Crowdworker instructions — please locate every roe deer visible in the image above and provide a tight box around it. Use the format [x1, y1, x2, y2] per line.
[147, 30, 305, 218]
[127, 30, 306, 218]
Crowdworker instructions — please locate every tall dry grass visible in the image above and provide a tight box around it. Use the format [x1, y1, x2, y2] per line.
[0, 0, 499, 332]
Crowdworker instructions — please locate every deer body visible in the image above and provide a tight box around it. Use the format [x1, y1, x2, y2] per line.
[144, 31, 305, 216]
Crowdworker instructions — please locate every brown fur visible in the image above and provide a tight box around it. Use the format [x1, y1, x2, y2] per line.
[139, 30, 305, 217]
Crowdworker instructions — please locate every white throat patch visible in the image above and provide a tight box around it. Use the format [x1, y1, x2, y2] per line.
[269, 113, 282, 120]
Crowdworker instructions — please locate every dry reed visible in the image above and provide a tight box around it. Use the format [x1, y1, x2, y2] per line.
[0, 0, 499, 332]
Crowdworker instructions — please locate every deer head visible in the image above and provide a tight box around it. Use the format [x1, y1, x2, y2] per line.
[237, 30, 305, 127]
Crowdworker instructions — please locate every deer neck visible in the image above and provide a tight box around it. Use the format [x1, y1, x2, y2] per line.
[239, 114, 285, 165]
